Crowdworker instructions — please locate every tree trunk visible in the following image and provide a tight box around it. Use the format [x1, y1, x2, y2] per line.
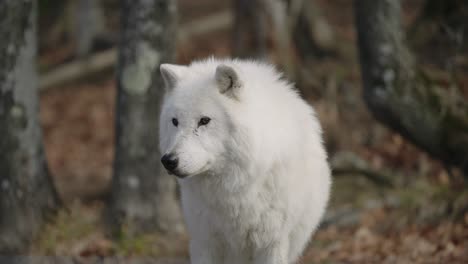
[264, 0, 295, 78]
[108, 0, 184, 235]
[72, 0, 106, 57]
[354, 0, 468, 175]
[292, 0, 335, 61]
[0, 0, 59, 253]
[232, 0, 268, 59]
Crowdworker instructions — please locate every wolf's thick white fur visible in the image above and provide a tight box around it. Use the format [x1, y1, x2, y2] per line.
[159, 58, 331, 264]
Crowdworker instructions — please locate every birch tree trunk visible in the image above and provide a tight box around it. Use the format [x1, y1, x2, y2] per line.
[0, 0, 59, 253]
[108, 0, 184, 235]
[354, 0, 468, 176]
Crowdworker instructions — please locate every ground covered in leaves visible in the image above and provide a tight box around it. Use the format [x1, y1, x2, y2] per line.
[306, 213, 468, 263]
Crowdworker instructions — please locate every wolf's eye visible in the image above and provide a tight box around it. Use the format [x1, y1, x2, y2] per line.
[198, 117, 211, 126]
[172, 118, 178, 127]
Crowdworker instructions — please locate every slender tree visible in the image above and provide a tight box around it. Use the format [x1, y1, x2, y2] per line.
[0, 0, 59, 253]
[292, 0, 335, 61]
[264, 0, 295, 77]
[73, 0, 106, 57]
[354, 0, 468, 175]
[108, 0, 184, 235]
[232, 0, 268, 59]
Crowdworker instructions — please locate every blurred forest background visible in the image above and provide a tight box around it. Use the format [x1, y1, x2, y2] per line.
[1, 0, 468, 263]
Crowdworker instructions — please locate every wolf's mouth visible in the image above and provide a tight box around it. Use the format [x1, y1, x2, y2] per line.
[169, 162, 211, 179]
[172, 171, 190, 179]
[164, 168, 186, 178]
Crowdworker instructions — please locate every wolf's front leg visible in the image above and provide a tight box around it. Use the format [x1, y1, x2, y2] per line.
[189, 237, 224, 264]
[253, 242, 289, 264]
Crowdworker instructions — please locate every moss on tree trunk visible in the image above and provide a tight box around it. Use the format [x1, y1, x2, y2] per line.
[0, 0, 59, 253]
[108, 0, 184, 236]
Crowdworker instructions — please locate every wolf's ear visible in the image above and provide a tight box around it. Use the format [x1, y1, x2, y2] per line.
[160, 64, 187, 91]
[215, 64, 242, 99]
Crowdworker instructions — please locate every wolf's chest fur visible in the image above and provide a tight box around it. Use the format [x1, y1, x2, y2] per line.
[181, 171, 286, 250]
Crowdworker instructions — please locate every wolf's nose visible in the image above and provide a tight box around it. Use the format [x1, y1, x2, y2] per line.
[161, 154, 178, 172]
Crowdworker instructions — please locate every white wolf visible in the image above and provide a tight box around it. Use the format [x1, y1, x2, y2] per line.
[159, 58, 331, 264]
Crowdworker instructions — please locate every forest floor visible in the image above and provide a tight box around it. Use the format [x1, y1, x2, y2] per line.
[32, 0, 468, 263]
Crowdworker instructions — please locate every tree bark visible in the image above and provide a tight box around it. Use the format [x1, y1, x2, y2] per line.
[0, 0, 59, 253]
[354, 0, 468, 175]
[232, 0, 268, 59]
[292, 0, 335, 61]
[108, 0, 184, 235]
[72, 0, 106, 57]
[264, 0, 295, 78]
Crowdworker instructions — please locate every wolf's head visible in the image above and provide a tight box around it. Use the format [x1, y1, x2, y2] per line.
[158, 62, 243, 178]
